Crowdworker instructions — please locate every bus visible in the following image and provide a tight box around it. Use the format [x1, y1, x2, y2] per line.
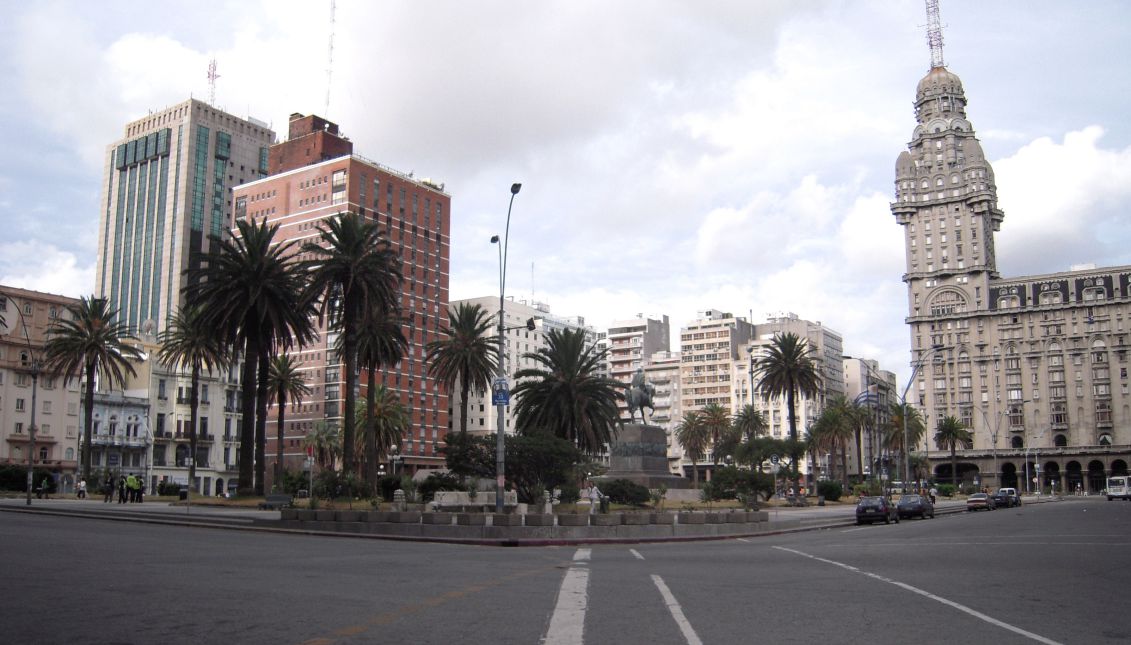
[1107, 475, 1131, 501]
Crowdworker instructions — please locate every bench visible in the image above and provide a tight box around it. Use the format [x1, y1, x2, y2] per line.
[785, 495, 808, 507]
[259, 493, 293, 510]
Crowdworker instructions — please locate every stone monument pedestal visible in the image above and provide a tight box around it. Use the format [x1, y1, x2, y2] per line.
[598, 423, 690, 489]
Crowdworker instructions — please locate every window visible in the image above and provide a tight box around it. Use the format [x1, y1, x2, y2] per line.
[16, 398, 25, 411]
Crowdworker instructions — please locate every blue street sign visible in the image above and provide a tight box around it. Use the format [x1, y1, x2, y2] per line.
[492, 377, 510, 406]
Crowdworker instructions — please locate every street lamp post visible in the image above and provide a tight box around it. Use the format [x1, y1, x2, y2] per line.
[899, 345, 943, 495]
[975, 407, 1006, 490]
[491, 182, 521, 513]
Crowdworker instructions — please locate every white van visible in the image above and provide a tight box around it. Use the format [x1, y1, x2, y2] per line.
[1107, 475, 1131, 501]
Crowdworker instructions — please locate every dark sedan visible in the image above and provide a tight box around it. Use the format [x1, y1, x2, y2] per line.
[856, 496, 900, 525]
[897, 494, 935, 519]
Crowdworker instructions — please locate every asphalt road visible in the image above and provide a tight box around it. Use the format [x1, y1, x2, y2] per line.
[3, 496, 1128, 644]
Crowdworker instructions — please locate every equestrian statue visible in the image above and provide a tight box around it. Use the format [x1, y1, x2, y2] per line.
[625, 368, 656, 423]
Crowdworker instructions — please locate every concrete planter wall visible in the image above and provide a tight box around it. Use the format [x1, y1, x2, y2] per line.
[315, 510, 336, 521]
[456, 513, 487, 526]
[622, 513, 650, 525]
[592, 514, 620, 526]
[492, 513, 522, 527]
[557, 514, 590, 527]
[422, 512, 454, 525]
[678, 512, 706, 525]
[524, 514, 555, 527]
[650, 512, 676, 525]
[336, 510, 362, 522]
[295, 509, 317, 521]
[280, 509, 298, 521]
[704, 512, 725, 524]
[389, 511, 422, 523]
[362, 511, 390, 523]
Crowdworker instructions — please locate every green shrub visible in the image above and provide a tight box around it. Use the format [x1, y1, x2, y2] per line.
[557, 482, 580, 504]
[417, 471, 462, 502]
[377, 475, 402, 501]
[817, 480, 843, 502]
[852, 481, 884, 497]
[937, 483, 956, 498]
[602, 478, 650, 506]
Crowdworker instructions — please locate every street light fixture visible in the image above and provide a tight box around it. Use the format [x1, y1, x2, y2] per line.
[899, 345, 944, 494]
[974, 406, 1007, 489]
[844, 355, 883, 488]
[491, 182, 521, 513]
[7, 296, 44, 506]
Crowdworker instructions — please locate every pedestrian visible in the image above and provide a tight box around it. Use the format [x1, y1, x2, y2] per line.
[929, 486, 938, 504]
[77, 478, 87, 499]
[41, 476, 52, 499]
[588, 482, 602, 515]
[103, 477, 114, 503]
[126, 474, 139, 502]
[118, 477, 127, 504]
[137, 479, 145, 503]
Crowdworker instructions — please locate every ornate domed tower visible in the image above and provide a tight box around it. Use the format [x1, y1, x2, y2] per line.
[891, 1, 1005, 360]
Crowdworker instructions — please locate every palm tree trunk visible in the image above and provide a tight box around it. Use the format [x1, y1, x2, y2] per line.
[189, 363, 200, 493]
[255, 350, 269, 496]
[365, 363, 377, 488]
[786, 382, 801, 492]
[459, 369, 471, 436]
[951, 445, 958, 489]
[82, 360, 97, 483]
[691, 459, 699, 489]
[841, 442, 850, 488]
[854, 427, 863, 481]
[342, 317, 358, 477]
[238, 336, 258, 495]
[275, 390, 286, 493]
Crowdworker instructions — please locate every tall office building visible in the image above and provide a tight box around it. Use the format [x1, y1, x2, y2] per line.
[233, 114, 451, 477]
[894, 13, 1131, 492]
[95, 99, 275, 334]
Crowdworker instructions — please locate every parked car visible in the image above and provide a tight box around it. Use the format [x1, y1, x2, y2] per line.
[991, 487, 1021, 508]
[856, 496, 900, 525]
[967, 492, 996, 511]
[897, 494, 935, 519]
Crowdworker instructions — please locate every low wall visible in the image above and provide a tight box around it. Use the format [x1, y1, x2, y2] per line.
[266, 509, 792, 543]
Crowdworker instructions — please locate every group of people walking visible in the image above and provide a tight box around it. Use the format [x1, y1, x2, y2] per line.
[102, 474, 145, 503]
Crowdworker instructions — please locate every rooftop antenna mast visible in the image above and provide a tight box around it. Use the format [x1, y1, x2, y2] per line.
[325, 0, 336, 116]
[925, 0, 946, 69]
[207, 58, 220, 106]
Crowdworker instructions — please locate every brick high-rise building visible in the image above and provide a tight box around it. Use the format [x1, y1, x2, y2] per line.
[95, 99, 275, 334]
[234, 115, 451, 478]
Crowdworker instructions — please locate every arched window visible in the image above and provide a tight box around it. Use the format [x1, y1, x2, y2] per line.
[1099, 434, 1113, 447]
[65, 447, 74, 460]
[1039, 291, 1062, 305]
[1011, 436, 1024, 449]
[1054, 434, 1068, 447]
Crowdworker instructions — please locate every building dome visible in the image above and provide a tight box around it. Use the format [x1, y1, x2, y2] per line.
[916, 66, 964, 103]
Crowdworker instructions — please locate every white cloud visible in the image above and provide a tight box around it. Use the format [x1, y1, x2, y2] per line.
[0, 241, 93, 298]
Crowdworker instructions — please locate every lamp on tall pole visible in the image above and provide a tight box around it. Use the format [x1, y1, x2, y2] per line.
[491, 182, 521, 513]
[7, 294, 44, 506]
[899, 345, 944, 494]
[975, 406, 1007, 490]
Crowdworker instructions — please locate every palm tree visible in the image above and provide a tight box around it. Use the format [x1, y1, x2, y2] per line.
[512, 327, 623, 455]
[356, 386, 409, 480]
[157, 305, 229, 494]
[812, 397, 856, 486]
[675, 411, 709, 488]
[888, 401, 928, 485]
[425, 302, 499, 436]
[184, 218, 313, 495]
[266, 355, 311, 491]
[754, 332, 821, 489]
[304, 421, 340, 471]
[732, 404, 767, 442]
[353, 310, 408, 486]
[43, 296, 143, 482]
[303, 212, 401, 479]
[934, 415, 973, 488]
[699, 403, 732, 470]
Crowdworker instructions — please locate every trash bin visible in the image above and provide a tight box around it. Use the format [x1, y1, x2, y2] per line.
[817, 495, 826, 506]
[178, 487, 188, 501]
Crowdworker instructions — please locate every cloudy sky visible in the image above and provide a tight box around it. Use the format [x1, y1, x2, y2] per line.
[2, 0, 1131, 386]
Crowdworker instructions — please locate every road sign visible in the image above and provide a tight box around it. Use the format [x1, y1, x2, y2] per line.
[769, 454, 780, 465]
[492, 377, 510, 406]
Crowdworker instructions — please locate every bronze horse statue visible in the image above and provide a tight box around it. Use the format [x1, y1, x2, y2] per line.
[625, 382, 656, 423]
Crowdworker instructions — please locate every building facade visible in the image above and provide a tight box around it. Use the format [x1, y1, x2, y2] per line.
[893, 52, 1131, 492]
[233, 114, 451, 479]
[95, 99, 275, 335]
[0, 287, 82, 492]
[450, 297, 596, 441]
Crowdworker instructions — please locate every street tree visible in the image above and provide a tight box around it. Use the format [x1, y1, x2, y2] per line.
[934, 415, 973, 488]
[425, 302, 498, 436]
[266, 354, 311, 491]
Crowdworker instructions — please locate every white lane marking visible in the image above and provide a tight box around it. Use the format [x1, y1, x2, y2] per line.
[773, 546, 1062, 645]
[736, 538, 752, 543]
[651, 575, 704, 645]
[630, 549, 645, 560]
[543, 549, 590, 645]
[841, 527, 870, 533]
